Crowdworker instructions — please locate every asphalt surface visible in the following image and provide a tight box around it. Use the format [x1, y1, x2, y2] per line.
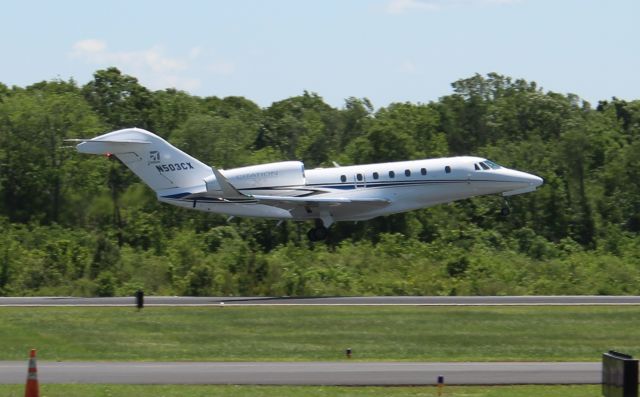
[1, 295, 640, 306]
[0, 361, 601, 385]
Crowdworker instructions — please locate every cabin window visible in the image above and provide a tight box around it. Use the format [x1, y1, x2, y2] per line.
[480, 162, 490, 170]
[340, 175, 346, 182]
[389, 170, 395, 178]
[373, 172, 379, 180]
[474, 163, 480, 171]
[421, 168, 427, 175]
[445, 166, 451, 174]
[405, 169, 411, 177]
[356, 173, 363, 181]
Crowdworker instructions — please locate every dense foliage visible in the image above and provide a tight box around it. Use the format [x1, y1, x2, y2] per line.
[1, 68, 639, 296]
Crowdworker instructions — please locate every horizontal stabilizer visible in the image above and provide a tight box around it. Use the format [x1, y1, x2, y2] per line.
[65, 138, 151, 144]
[70, 139, 150, 155]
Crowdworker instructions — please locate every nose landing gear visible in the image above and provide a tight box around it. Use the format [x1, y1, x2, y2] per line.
[500, 198, 511, 217]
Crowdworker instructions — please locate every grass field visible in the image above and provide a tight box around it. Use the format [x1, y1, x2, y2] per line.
[0, 384, 602, 397]
[0, 306, 638, 361]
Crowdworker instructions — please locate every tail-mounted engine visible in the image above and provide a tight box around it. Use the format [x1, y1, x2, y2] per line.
[205, 161, 306, 193]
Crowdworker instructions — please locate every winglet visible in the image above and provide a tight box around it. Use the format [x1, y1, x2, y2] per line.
[211, 167, 250, 200]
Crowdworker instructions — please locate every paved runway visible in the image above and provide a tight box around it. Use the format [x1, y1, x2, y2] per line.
[1, 295, 639, 306]
[0, 361, 601, 385]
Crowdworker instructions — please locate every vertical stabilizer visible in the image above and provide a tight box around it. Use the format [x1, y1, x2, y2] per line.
[76, 128, 212, 191]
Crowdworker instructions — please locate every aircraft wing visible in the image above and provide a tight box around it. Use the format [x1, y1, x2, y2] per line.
[252, 194, 389, 206]
[168, 190, 390, 209]
[249, 194, 391, 222]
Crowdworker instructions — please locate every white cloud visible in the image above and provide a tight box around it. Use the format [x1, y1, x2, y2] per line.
[71, 41, 186, 73]
[73, 39, 106, 53]
[70, 39, 199, 91]
[386, 0, 521, 14]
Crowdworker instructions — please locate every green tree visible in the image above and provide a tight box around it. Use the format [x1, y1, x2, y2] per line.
[82, 67, 155, 130]
[259, 91, 340, 166]
[150, 88, 202, 138]
[0, 80, 103, 223]
[172, 113, 257, 168]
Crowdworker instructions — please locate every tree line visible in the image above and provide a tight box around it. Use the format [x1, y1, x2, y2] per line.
[1, 68, 639, 296]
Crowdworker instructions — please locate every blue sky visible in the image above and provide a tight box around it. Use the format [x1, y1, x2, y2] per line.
[1, 0, 638, 108]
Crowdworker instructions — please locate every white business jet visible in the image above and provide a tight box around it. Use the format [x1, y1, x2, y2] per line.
[72, 128, 543, 241]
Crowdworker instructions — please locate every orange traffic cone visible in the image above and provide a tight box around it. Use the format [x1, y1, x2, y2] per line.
[24, 349, 39, 397]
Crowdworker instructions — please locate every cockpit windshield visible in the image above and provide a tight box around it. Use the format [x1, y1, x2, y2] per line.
[484, 160, 502, 169]
[475, 160, 503, 171]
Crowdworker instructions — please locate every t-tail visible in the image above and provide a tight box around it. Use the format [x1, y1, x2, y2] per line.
[73, 128, 213, 194]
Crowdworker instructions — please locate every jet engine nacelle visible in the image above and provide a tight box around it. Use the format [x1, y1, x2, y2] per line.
[205, 161, 306, 192]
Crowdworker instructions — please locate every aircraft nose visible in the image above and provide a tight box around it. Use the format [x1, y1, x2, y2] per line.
[500, 170, 544, 197]
[530, 174, 543, 187]
[506, 169, 543, 187]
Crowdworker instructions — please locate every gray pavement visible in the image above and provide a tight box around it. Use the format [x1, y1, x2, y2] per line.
[1, 295, 640, 306]
[0, 361, 601, 385]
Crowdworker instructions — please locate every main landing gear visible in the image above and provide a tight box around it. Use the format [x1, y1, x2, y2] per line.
[307, 219, 330, 242]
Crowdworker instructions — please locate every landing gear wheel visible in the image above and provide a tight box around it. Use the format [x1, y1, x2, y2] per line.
[307, 228, 317, 242]
[307, 226, 329, 242]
